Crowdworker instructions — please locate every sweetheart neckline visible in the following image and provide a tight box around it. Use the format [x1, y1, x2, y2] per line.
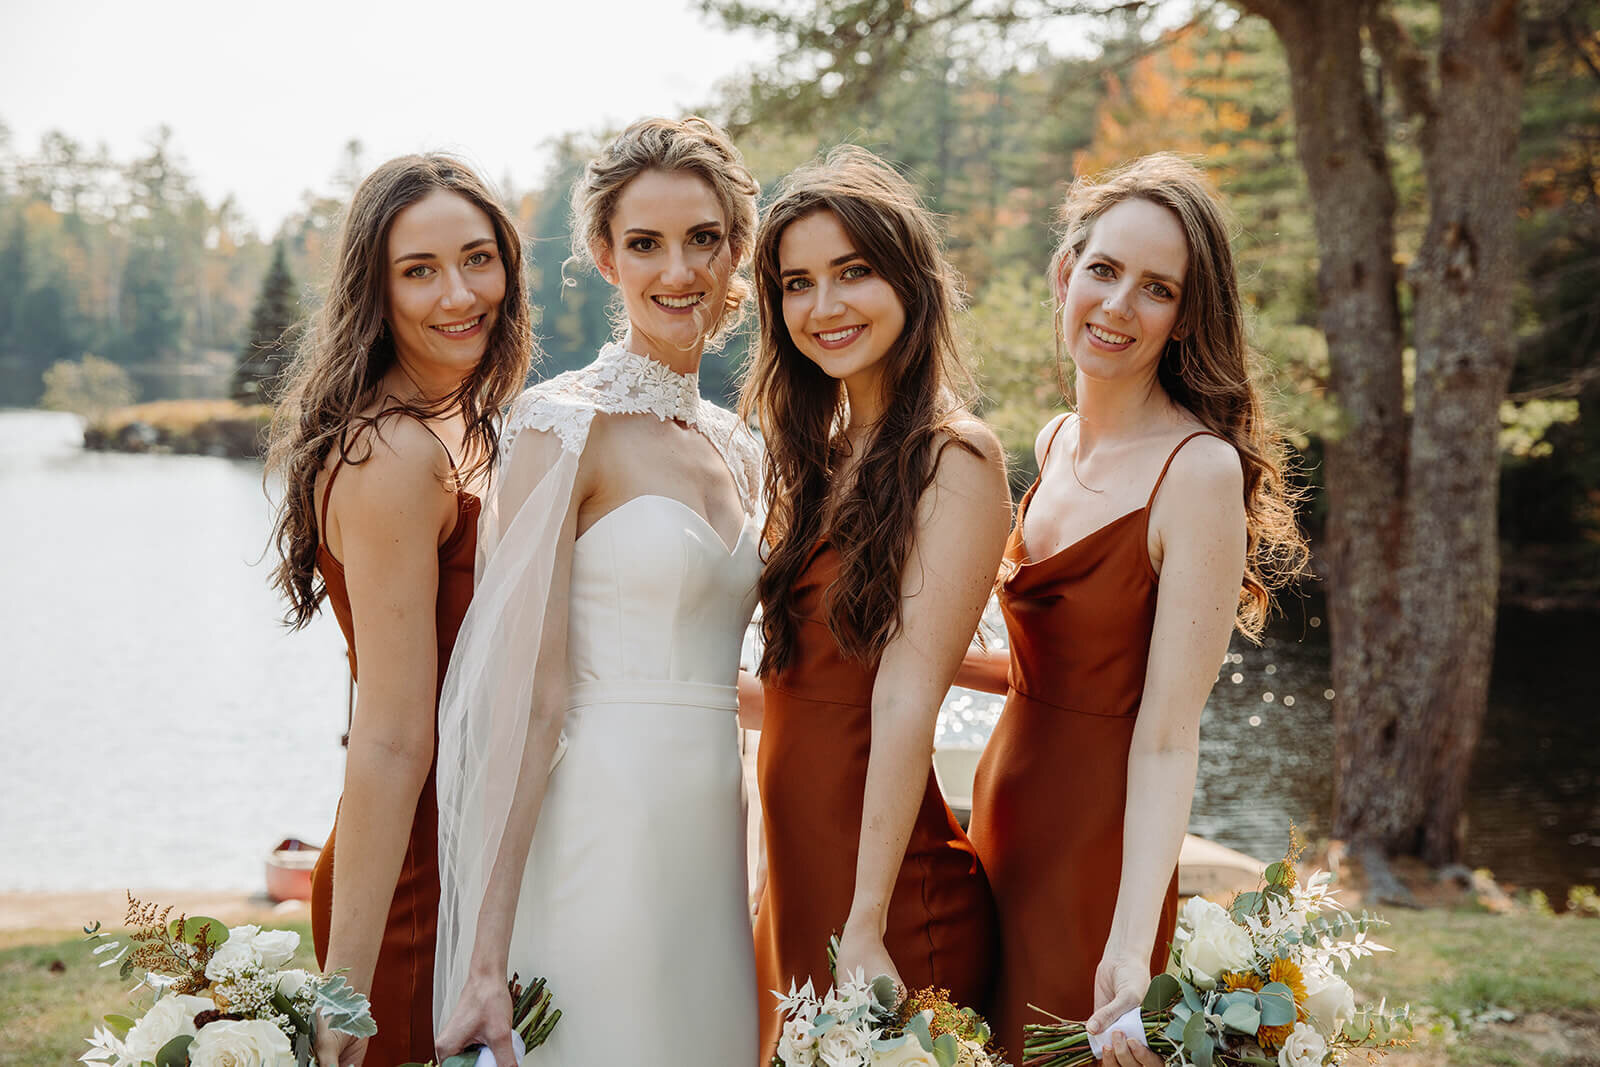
[575, 493, 753, 557]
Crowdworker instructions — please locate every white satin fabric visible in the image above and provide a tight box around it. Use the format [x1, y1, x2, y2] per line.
[434, 342, 762, 1063]
[510, 496, 760, 1063]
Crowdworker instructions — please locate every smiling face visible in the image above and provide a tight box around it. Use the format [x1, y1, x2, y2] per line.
[1058, 196, 1189, 388]
[777, 209, 906, 403]
[384, 188, 506, 382]
[594, 168, 734, 367]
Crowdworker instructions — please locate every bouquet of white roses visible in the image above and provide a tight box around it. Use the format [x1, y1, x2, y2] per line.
[771, 941, 1008, 1067]
[80, 894, 374, 1067]
[1023, 835, 1412, 1067]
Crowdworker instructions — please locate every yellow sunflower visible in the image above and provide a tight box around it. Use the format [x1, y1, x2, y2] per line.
[1254, 957, 1310, 1051]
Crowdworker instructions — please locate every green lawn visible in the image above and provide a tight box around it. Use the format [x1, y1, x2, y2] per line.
[1354, 909, 1600, 1065]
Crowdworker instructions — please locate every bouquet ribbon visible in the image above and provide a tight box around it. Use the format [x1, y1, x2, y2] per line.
[1085, 1007, 1148, 1059]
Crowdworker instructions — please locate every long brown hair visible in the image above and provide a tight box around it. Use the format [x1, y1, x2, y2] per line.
[568, 116, 759, 345]
[743, 146, 980, 676]
[1050, 153, 1309, 638]
[266, 153, 534, 628]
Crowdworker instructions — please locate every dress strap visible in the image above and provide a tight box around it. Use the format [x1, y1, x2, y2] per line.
[1039, 413, 1073, 469]
[1145, 430, 1227, 511]
[319, 408, 460, 548]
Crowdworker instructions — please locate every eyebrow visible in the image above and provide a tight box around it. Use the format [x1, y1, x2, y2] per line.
[392, 237, 496, 265]
[621, 220, 723, 239]
[780, 251, 866, 278]
[1089, 252, 1183, 288]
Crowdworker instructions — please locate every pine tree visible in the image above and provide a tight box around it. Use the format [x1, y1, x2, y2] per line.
[231, 240, 300, 402]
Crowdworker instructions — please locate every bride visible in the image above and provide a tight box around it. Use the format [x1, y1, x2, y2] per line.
[431, 116, 763, 1066]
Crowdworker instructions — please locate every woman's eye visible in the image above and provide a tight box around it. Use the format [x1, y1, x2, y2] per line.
[467, 251, 494, 267]
[782, 277, 813, 293]
[628, 237, 657, 253]
[691, 231, 722, 247]
[841, 264, 870, 281]
[1087, 262, 1114, 279]
[405, 264, 434, 279]
[1147, 282, 1174, 299]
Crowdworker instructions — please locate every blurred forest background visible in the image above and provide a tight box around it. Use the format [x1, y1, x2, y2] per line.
[1, 0, 1594, 873]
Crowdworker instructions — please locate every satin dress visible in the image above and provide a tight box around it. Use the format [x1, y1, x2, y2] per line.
[754, 541, 997, 1062]
[967, 426, 1221, 1054]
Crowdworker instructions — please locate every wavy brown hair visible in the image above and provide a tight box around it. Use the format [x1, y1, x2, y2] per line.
[568, 116, 760, 346]
[742, 146, 980, 676]
[1050, 153, 1309, 638]
[266, 153, 533, 628]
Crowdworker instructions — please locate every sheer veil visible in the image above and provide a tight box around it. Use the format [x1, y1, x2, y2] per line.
[432, 342, 760, 1025]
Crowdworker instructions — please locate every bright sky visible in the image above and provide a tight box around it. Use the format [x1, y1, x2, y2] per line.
[1, 0, 779, 235]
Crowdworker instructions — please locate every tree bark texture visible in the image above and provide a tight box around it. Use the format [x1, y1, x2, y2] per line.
[1233, 0, 1524, 863]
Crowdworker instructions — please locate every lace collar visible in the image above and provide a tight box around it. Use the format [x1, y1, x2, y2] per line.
[592, 340, 702, 426]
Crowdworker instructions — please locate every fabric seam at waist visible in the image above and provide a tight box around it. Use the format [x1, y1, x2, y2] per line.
[566, 678, 738, 711]
[1006, 684, 1131, 719]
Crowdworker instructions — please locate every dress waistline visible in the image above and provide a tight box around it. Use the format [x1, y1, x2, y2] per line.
[566, 678, 738, 712]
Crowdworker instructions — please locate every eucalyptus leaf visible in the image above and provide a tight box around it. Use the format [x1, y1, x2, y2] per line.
[932, 1032, 960, 1066]
[1163, 1015, 1187, 1044]
[1230, 891, 1262, 917]
[1259, 982, 1297, 1027]
[1171, 1002, 1194, 1023]
[169, 916, 225, 950]
[1264, 861, 1288, 886]
[441, 1052, 480, 1067]
[1182, 1007, 1209, 1050]
[1220, 999, 1261, 1034]
[118, 954, 136, 980]
[808, 1013, 836, 1039]
[153, 1034, 193, 1067]
[1144, 972, 1181, 1011]
[103, 1014, 136, 1039]
[1180, 978, 1203, 1013]
[906, 1011, 935, 1050]
[871, 1034, 913, 1052]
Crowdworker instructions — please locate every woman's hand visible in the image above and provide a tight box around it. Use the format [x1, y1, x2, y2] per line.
[1086, 950, 1161, 1067]
[313, 1013, 368, 1067]
[435, 971, 516, 1067]
[833, 919, 902, 991]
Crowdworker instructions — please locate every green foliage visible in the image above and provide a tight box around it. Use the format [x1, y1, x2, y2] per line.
[232, 240, 301, 402]
[313, 975, 377, 1038]
[40, 355, 135, 419]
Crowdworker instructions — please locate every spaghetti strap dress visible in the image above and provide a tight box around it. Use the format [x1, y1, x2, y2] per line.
[309, 417, 479, 1067]
[754, 541, 997, 1062]
[966, 423, 1222, 1055]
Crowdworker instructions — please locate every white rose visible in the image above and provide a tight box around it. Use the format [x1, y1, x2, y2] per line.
[778, 1017, 820, 1066]
[816, 1022, 870, 1067]
[205, 925, 300, 980]
[1301, 964, 1356, 1037]
[871, 1038, 941, 1067]
[122, 994, 215, 1063]
[1277, 1021, 1329, 1067]
[189, 1018, 295, 1067]
[1177, 897, 1255, 988]
[273, 968, 312, 999]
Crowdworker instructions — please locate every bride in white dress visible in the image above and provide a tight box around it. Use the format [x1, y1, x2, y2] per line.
[431, 117, 763, 1066]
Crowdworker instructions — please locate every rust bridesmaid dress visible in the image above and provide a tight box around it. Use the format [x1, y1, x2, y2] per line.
[967, 421, 1221, 1055]
[754, 541, 997, 1062]
[309, 419, 478, 1067]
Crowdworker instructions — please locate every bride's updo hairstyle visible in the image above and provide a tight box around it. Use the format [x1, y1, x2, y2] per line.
[568, 116, 760, 344]
[1050, 153, 1308, 638]
[743, 145, 981, 676]
[266, 154, 533, 629]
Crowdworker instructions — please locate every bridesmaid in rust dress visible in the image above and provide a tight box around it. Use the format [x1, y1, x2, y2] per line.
[741, 147, 1013, 1062]
[264, 155, 531, 1067]
[960, 155, 1308, 1065]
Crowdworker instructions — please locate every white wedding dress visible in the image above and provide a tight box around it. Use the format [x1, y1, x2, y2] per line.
[434, 343, 761, 1065]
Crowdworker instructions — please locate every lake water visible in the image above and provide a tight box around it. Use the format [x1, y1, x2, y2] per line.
[2, 410, 1597, 897]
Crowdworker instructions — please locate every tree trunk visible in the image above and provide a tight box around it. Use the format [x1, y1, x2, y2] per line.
[1392, 0, 1524, 863]
[1235, 0, 1524, 865]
